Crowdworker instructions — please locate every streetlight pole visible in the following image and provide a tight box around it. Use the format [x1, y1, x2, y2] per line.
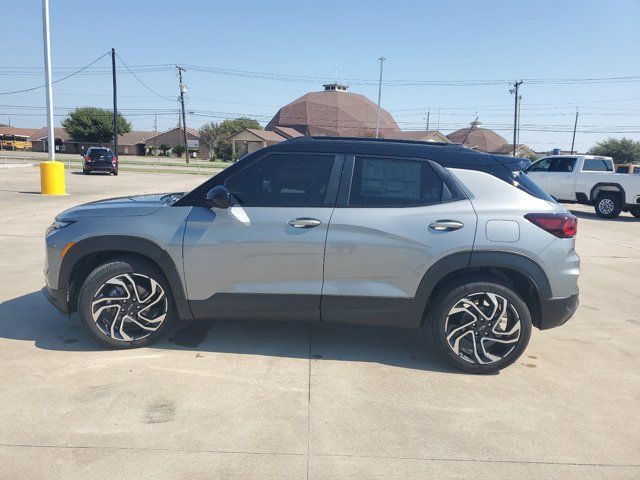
[42, 0, 55, 161]
[375, 56, 386, 138]
[111, 48, 118, 158]
[176, 66, 189, 164]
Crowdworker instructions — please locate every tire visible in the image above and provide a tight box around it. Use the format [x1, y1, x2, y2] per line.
[630, 210, 640, 219]
[429, 279, 532, 374]
[594, 192, 622, 219]
[112, 169, 118, 176]
[77, 257, 174, 349]
[82, 168, 89, 175]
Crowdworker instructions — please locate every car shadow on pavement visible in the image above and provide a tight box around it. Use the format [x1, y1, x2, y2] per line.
[569, 209, 638, 223]
[0, 291, 463, 374]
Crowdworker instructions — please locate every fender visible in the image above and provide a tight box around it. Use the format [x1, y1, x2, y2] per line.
[589, 182, 626, 203]
[59, 235, 193, 320]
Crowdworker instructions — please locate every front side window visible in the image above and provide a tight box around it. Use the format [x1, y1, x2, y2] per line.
[549, 157, 576, 172]
[583, 159, 613, 172]
[528, 158, 552, 172]
[349, 156, 445, 207]
[225, 153, 335, 207]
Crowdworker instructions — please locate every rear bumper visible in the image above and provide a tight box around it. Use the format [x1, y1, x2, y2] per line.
[539, 292, 579, 330]
[85, 165, 116, 171]
[41, 286, 69, 315]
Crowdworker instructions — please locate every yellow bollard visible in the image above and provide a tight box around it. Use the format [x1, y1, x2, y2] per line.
[40, 161, 66, 195]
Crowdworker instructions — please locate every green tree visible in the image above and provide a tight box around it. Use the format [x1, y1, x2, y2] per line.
[62, 107, 131, 143]
[172, 144, 186, 158]
[198, 117, 262, 161]
[0, 123, 9, 127]
[588, 137, 640, 164]
[158, 144, 170, 156]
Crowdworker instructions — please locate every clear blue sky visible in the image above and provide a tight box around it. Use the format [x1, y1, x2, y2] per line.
[1, 0, 639, 152]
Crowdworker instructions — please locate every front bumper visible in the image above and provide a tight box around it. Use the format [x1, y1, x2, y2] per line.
[539, 292, 579, 330]
[41, 286, 69, 315]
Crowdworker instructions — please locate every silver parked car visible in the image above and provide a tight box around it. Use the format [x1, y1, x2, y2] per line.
[43, 137, 579, 373]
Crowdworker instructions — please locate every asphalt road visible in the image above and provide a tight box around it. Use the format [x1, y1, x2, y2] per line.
[1, 169, 639, 479]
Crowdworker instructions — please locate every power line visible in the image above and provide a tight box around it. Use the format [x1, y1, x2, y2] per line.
[115, 53, 174, 101]
[0, 51, 110, 96]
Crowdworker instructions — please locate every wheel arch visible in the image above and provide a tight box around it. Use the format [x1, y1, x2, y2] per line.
[417, 251, 551, 329]
[590, 182, 625, 202]
[60, 235, 192, 320]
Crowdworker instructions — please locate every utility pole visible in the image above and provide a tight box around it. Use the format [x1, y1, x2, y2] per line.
[510, 80, 523, 157]
[153, 114, 158, 132]
[111, 48, 118, 158]
[570, 107, 579, 154]
[516, 95, 522, 148]
[425, 108, 430, 131]
[375, 56, 385, 138]
[42, 0, 55, 161]
[176, 66, 189, 163]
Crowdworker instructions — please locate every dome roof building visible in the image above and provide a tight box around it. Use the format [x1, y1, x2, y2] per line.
[447, 121, 511, 153]
[266, 83, 401, 137]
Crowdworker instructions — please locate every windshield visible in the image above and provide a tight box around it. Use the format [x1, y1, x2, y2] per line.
[88, 149, 113, 160]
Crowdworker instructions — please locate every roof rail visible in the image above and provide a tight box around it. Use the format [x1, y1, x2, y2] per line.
[284, 136, 458, 148]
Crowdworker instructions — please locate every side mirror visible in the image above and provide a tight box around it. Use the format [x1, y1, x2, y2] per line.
[204, 185, 230, 209]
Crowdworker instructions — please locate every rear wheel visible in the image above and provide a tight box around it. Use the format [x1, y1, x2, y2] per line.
[429, 280, 532, 374]
[112, 169, 118, 176]
[77, 257, 174, 349]
[82, 168, 89, 175]
[595, 192, 622, 219]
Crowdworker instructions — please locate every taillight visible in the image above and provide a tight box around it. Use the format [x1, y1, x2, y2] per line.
[112, 157, 117, 166]
[525, 213, 577, 238]
[85, 156, 92, 163]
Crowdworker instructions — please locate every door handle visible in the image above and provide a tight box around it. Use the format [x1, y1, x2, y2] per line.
[288, 218, 321, 228]
[429, 220, 464, 231]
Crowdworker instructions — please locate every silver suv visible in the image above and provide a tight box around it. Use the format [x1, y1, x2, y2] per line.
[43, 137, 580, 373]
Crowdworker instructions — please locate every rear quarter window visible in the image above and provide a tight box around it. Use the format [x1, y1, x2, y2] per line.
[583, 159, 613, 172]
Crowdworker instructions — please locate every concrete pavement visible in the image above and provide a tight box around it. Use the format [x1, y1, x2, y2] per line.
[1, 168, 639, 479]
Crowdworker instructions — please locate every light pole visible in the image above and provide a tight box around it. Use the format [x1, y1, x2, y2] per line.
[39, 0, 65, 195]
[375, 56, 385, 138]
[42, 0, 55, 161]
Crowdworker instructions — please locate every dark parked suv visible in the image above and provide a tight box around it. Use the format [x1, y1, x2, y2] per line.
[82, 147, 118, 175]
[44, 137, 579, 373]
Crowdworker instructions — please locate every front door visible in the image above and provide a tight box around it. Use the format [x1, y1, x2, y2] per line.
[526, 157, 552, 192]
[545, 157, 577, 200]
[183, 152, 341, 321]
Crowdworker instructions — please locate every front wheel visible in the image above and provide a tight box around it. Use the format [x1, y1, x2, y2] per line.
[77, 257, 174, 349]
[594, 193, 622, 219]
[429, 280, 532, 374]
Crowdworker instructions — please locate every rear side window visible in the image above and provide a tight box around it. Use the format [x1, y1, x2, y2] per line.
[583, 159, 613, 172]
[349, 156, 445, 207]
[225, 153, 335, 207]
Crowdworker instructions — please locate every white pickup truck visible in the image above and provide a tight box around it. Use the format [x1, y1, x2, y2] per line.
[526, 155, 640, 219]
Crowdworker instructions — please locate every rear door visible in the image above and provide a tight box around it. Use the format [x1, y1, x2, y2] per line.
[321, 155, 477, 327]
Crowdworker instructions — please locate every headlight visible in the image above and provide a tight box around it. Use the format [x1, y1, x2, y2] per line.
[45, 220, 74, 236]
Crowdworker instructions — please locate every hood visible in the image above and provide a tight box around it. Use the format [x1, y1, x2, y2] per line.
[56, 192, 185, 221]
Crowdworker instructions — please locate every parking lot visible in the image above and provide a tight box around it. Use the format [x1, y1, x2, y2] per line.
[1, 168, 639, 479]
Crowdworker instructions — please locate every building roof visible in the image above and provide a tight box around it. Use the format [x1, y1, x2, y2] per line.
[0, 127, 39, 138]
[387, 130, 451, 143]
[271, 126, 304, 139]
[227, 128, 286, 143]
[30, 127, 70, 141]
[118, 130, 156, 145]
[447, 122, 510, 153]
[266, 84, 400, 137]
